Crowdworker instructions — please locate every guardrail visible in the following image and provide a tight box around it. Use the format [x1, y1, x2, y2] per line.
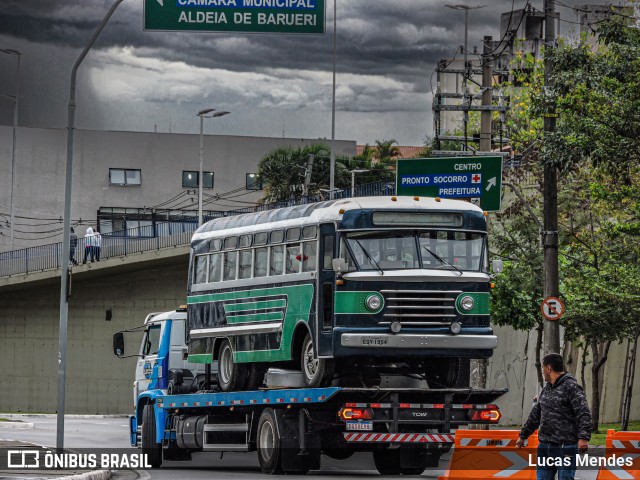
[0, 181, 397, 279]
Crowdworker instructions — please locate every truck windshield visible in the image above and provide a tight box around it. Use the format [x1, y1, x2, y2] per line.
[142, 324, 162, 356]
[341, 230, 487, 272]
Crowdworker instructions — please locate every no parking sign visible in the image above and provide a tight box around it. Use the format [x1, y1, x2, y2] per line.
[541, 296, 565, 321]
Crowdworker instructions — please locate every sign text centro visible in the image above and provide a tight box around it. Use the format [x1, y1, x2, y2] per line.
[396, 157, 503, 212]
[144, 0, 325, 34]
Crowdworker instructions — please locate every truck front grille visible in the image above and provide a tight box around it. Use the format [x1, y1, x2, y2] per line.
[378, 289, 462, 326]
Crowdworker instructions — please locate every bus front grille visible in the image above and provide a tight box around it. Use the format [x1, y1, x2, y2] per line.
[378, 290, 461, 326]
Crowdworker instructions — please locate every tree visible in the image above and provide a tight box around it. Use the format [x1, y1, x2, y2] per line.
[373, 139, 401, 168]
[494, 18, 640, 432]
[256, 143, 350, 204]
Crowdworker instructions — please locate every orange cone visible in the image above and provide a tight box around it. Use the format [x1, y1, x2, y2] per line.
[595, 430, 640, 479]
[438, 429, 538, 480]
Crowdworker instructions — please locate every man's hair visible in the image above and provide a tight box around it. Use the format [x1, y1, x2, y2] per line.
[542, 353, 564, 372]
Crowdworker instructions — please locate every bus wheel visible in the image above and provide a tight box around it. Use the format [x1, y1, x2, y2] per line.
[246, 363, 267, 391]
[141, 404, 162, 468]
[424, 358, 469, 388]
[218, 339, 248, 392]
[301, 332, 334, 388]
[372, 449, 401, 475]
[257, 408, 284, 474]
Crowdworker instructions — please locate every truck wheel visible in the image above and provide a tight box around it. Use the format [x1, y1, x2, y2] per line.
[257, 408, 283, 474]
[141, 404, 162, 468]
[372, 449, 401, 475]
[399, 449, 432, 475]
[424, 358, 469, 388]
[301, 332, 334, 388]
[218, 338, 248, 392]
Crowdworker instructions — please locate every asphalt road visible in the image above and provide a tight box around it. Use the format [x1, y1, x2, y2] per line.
[0, 415, 447, 478]
[0, 416, 602, 479]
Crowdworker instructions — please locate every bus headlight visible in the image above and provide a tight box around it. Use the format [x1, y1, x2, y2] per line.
[365, 294, 382, 311]
[460, 296, 475, 311]
[450, 322, 462, 334]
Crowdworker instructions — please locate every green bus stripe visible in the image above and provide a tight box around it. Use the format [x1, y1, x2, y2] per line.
[223, 299, 286, 313]
[188, 353, 213, 364]
[226, 312, 284, 324]
[188, 286, 296, 304]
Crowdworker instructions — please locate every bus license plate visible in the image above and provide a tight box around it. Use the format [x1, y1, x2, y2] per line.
[361, 336, 388, 346]
[346, 421, 373, 431]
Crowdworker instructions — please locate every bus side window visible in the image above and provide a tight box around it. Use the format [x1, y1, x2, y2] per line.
[195, 255, 208, 284]
[254, 247, 268, 277]
[270, 245, 284, 276]
[238, 250, 252, 279]
[224, 251, 237, 281]
[322, 234, 335, 269]
[286, 244, 301, 274]
[209, 253, 222, 283]
[302, 241, 317, 272]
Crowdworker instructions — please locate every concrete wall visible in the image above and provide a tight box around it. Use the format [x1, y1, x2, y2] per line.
[0, 257, 189, 414]
[0, 126, 356, 252]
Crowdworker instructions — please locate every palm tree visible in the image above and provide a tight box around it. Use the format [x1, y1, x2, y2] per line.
[373, 139, 401, 169]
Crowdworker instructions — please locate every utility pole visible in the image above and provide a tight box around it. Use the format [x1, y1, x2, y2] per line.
[543, 0, 560, 355]
[302, 154, 315, 197]
[479, 36, 493, 152]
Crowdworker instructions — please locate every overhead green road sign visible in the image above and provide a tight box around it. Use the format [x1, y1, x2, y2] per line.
[144, 0, 325, 34]
[396, 156, 503, 211]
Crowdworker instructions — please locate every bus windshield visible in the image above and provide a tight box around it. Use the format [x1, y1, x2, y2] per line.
[341, 230, 487, 272]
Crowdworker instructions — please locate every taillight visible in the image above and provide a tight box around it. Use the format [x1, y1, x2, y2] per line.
[338, 407, 374, 421]
[470, 409, 501, 422]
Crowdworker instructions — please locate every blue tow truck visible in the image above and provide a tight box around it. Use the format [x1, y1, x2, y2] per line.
[113, 307, 506, 475]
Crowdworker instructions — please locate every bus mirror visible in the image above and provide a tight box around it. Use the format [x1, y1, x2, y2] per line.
[492, 259, 504, 274]
[332, 258, 347, 272]
[113, 332, 125, 357]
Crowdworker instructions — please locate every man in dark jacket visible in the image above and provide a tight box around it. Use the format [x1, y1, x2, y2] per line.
[516, 353, 591, 480]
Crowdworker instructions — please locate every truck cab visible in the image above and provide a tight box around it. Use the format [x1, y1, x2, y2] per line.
[113, 307, 207, 445]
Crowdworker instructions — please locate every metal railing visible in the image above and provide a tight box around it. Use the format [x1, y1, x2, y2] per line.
[0, 181, 396, 279]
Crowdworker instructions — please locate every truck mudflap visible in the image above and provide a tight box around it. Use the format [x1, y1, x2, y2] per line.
[129, 416, 138, 447]
[344, 432, 455, 443]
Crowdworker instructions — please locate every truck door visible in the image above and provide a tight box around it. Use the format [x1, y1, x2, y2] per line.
[168, 319, 204, 376]
[134, 322, 163, 402]
[316, 223, 336, 357]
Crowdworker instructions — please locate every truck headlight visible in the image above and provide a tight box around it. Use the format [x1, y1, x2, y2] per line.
[460, 296, 475, 311]
[365, 294, 382, 311]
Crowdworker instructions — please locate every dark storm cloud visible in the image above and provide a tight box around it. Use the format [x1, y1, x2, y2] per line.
[0, 0, 592, 142]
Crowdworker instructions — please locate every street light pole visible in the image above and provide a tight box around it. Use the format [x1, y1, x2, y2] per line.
[350, 169, 370, 197]
[197, 109, 230, 226]
[329, 0, 337, 195]
[0, 48, 21, 251]
[58, 0, 125, 451]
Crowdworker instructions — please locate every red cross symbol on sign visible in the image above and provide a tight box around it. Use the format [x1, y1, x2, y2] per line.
[472, 174, 481, 184]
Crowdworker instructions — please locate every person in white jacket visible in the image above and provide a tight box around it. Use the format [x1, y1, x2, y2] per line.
[94, 230, 102, 261]
[83, 227, 96, 263]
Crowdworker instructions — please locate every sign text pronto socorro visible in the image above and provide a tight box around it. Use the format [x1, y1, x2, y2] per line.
[144, 0, 325, 34]
[396, 157, 503, 211]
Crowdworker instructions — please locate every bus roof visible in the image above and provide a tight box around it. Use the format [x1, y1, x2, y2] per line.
[192, 196, 484, 243]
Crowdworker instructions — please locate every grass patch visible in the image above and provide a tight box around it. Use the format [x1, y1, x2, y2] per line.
[0, 417, 20, 423]
[590, 421, 640, 446]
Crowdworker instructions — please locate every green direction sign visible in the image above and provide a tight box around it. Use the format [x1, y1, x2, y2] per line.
[144, 0, 325, 34]
[396, 156, 503, 211]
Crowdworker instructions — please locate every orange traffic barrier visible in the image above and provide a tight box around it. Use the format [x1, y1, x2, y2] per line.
[596, 430, 640, 479]
[438, 429, 538, 480]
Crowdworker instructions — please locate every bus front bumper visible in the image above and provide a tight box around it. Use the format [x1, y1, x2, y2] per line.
[340, 333, 498, 350]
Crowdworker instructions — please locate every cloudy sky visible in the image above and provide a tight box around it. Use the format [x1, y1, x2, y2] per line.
[0, 0, 590, 146]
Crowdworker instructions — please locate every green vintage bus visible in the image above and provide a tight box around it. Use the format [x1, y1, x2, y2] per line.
[186, 196, 498, 391]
